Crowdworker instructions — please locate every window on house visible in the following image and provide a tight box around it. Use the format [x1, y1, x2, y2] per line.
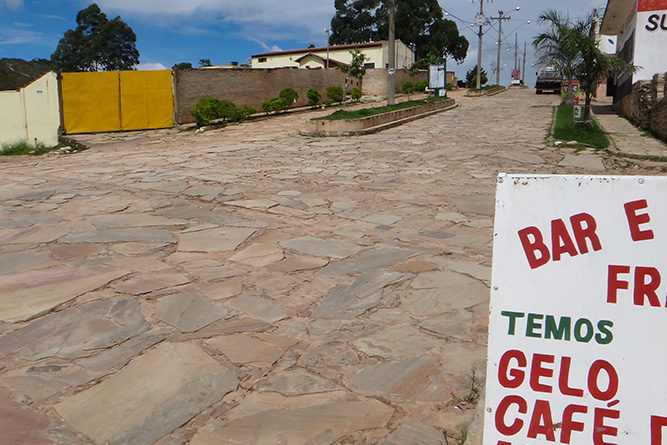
[364, 62, 375, 69]
[258, 57, 267, 63]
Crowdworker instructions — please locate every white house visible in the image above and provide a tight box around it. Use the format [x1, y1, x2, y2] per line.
[601, 0, 667, 98]
[251, 40, 415, 70]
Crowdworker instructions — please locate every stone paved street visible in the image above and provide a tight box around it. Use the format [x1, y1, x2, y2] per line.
[0, 89, 664, 444]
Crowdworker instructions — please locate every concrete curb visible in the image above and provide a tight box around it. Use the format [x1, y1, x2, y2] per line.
[465, 87, 506, 97]
[299, 103, 459, 137]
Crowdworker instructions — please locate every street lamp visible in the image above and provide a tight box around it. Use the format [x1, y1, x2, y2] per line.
[325, 28, 331, 69]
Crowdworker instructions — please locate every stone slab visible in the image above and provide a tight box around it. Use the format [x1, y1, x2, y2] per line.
[281, 236, 356, 259]
[178, 227, 255, 252]
[190, 400, 394, 445]
[0, 264, 129, 322]
[55, 342, 238, 445]
[156, 292, 227, 332]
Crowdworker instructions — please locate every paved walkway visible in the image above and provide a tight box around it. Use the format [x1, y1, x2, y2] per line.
[592, 98, 667, 160]
[0, 89, 661, 445]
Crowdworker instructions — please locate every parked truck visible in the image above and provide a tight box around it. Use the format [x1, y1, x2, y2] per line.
[535, 67, 562, 94]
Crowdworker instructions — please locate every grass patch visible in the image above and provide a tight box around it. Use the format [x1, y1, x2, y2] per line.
[313, 96, 447, 121]
[553, 105, 610, 150]
[0, 141, 58, 156]
[468, 84, 502, 92]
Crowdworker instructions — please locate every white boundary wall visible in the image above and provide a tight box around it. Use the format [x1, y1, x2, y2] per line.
[0, 72, 60, 147]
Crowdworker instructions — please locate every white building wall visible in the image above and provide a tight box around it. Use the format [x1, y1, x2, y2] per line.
[0, 89, 27, 147]
[252, 41, 413, 70]
[0, 72, 60, 148]
[633, 5, 667, 80]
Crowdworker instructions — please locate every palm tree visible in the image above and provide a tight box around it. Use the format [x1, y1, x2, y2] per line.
[570, 31, 635, 122]
[533, 10, 583, 104]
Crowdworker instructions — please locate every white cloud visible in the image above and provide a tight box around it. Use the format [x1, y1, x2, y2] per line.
[97, 0, 335, 41]
[1, 0, 22, 11]
[136, 62, 167, 70]
[0, 29, 41, 45]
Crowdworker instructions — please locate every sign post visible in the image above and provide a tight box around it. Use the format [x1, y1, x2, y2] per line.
[484, 174, 667, 445]
[429, 64, 446, 97]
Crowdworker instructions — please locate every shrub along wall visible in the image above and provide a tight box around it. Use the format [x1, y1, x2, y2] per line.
[173, 68, 353, 124]
[362, 69, 428, 96]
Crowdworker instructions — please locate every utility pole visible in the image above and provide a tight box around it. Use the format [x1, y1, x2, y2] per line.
[387, 0, 395, 105]
[475, 0, 485, 91]
[522, 42, 527, 84]
[514, 33, 519, 71]
[491, 9, 511, 86]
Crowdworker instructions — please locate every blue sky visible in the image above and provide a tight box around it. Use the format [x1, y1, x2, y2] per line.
[1, 0, 608, 85]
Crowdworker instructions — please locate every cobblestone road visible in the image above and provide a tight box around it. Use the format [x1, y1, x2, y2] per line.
[0, 89, 663, 444]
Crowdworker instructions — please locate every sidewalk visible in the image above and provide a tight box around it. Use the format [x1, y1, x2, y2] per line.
[592, 98, 667, 160]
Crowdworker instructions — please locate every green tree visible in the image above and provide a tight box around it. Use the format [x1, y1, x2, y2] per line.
[172, 62, 192, 70]
[330, 0, 468, 63]
[465, 65, 487, 88]
[199, 58, 212, 67]
[51, 3, 139, 72]
[326, 86, 345, 103]
[340, 49, 367, 80]
[278, 88, 299, 104]
[533, 10, 584, 103]
[330, 0, 380, 45]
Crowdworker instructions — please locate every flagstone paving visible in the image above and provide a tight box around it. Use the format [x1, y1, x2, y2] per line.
[0, 89, 664, 444]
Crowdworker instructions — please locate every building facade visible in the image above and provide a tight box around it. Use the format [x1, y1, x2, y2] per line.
[251, 40, 415, 70]
[601, 0, 667, 98]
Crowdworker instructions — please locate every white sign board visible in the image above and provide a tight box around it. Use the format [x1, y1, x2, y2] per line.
[484, 174, 667, 445]
[634, 0, 667, 81]
[429, 65, 446, 89]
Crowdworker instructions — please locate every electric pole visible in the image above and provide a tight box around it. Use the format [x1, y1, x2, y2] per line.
[514, 33, 519, 71]
[522, 42, 527, 85]
[491, 10, 511, 86]
[387, 0, 396, 105]
[475, 0, 485, 91]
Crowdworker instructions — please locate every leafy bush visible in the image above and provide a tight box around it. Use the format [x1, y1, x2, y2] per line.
[326, 86, 344, 103]
[446, 82, 453, 91]
[307, 88, 322, 107]
[270, 97, 289, 113]
[414, 80, 428, 92]
[190, 98, 253, 126]
[324, 99, 334, 107]
[278, 88, 299, 105]
[350, 87, 362, 101]
[190, 97, 223, 126]
[239, 104, 257, 118]
[261, 100, 272, 114]
[401, 81, 414, 94]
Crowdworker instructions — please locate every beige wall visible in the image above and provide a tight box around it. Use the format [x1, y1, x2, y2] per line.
[362, 69, 428, 96]
[0, 72, 60, 147]
[252, 41, 413, 70]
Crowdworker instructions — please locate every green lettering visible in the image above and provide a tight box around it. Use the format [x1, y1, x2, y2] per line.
[574, 318, 594, 342]
[526, 313, 543, 338]
[595, 320, 614, 345]
[545, 315, 571, 341]
[501, 311, 525, 335]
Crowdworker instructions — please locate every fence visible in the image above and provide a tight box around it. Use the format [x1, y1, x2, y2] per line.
[173, 67, 352, 125]
[615, 72, 667, 141]
[61, 70, 174, 134]
[0, 72, 60, 147]
[362, 69, 428, 96]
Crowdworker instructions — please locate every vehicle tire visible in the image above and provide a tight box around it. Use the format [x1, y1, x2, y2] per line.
[536, 89, 541, 94]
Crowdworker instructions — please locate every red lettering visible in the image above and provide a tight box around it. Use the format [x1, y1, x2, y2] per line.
[588, 360, 619, 401]
[593, 407, 619, 444]
[570, 212, 602, 253]
[495, 395, 527, 436]
[551, 219, 579, 261]
[607, 265, 630, 304]
[518, 226, 550, 269]
[530, 354, 554, 393]
[561, 404, 587, 444]
[527, 399, 556, 441]
[559, 356, 584, 397]
[651, 415, 667, 445]
[498, 350, 526, 389]
[634, 266, 662, 307]
[624, 199, 654, 241]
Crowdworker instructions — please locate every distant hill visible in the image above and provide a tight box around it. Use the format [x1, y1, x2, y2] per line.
[0, 58, 54, 91]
